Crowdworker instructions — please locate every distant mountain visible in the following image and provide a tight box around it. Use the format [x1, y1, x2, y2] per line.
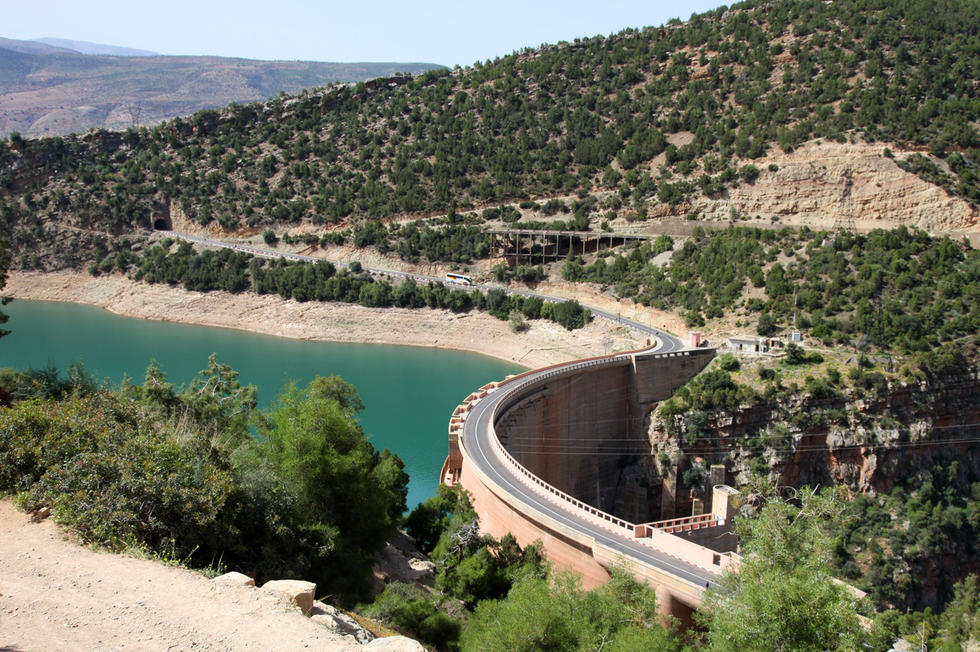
[33, 37, 159, 57]
[0, 37, 74, 55]
[0, 37, 443, 137]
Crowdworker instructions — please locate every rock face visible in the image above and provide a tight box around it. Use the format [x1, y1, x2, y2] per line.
[689, 141, 978, 234]
[259, 579, 316, 616]
[646, 373, 980, 514]
[373, 531, 436, 594]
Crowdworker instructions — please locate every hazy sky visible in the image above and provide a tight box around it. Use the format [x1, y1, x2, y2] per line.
[6, 1, 727, 67]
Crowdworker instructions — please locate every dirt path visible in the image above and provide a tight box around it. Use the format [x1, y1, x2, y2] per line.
[0, 500, 363, 651]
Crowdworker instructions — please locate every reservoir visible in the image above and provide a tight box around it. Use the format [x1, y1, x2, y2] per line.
[0, 300, 524, 509]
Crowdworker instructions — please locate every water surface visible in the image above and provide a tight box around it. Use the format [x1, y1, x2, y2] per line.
[0, 299, 523, 509]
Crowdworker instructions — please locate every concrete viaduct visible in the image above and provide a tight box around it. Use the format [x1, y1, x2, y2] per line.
[443, 338, 742, 621]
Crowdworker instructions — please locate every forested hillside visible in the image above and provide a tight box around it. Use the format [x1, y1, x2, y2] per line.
[1, 0, 978, 272]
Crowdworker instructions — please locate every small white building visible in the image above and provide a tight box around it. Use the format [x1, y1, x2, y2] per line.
[728, 336, 767, 353]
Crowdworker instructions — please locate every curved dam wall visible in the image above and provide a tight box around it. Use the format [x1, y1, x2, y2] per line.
[496, 349, 714, 523]
[446, 347, 716, 607]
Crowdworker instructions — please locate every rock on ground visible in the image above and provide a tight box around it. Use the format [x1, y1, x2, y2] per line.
[259, 579, 316, 615]
[364, 635, 427, 651]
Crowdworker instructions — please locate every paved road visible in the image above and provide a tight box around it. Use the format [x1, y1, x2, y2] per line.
[160, 230, 680, 344]
[161, 230, 711, 588]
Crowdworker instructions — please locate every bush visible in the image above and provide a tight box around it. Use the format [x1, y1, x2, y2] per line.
[783, 342, 823, 366]
[0, 362, 406, 603]
[4, 393, 237, 559]
[739, 164, 761, 182]
[549, 300, 590, 330]
[404, 485, 464, 555]
[508, 310, 530, 333]
[718, 353, 741, 371]
[366, 582, 461, 650]
[757, 312, 778, 336]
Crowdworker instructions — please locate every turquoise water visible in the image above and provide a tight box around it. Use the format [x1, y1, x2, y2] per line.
[0, 299, 523, 509]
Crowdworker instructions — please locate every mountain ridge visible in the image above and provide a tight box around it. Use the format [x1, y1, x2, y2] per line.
[0, 35, 444, 137]
[31, 37, 159, 57]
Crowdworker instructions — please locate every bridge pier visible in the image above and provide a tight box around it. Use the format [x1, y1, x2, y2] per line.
[655, 584, 697, 627]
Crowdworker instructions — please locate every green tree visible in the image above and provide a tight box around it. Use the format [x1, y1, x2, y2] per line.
[0, 231, 10, 339]
[179, 354, 257, 440]
[404, 484, 467, 555]
[936, 574, 980, 651]
[461, 569, 682, 652]
[699, 486, 867, 651]
[256, 375, 408, 598]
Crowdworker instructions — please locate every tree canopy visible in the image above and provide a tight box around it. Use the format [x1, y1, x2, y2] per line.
[698, 486, 867, 651]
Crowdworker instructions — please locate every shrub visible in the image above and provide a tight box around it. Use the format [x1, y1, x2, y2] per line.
[366, 582, 461, 650]
[508, 310, 530, 333]
[718, 353, 741, 371]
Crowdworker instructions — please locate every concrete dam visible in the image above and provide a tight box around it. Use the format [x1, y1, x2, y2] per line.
[443, 342, 743, 620]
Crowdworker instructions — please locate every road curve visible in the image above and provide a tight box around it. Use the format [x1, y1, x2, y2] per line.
[459, 350, 721, 591]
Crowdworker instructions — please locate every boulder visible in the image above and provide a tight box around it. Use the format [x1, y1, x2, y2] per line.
[259, 579, 316, 615]
[211, 571, 255, 588]
[30, 506, 52, 522]
[364, 636, 426, 651]
[373, 531, 435, 593]
[310, 601, 374, 644]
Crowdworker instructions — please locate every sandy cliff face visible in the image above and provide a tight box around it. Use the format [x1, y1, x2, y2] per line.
[689, 141, 978, 233]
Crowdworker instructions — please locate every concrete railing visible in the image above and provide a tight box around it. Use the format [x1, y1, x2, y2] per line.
[646, 513, 722, 532]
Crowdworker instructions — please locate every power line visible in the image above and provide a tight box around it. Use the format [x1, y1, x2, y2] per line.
[499, 430, 980, 457]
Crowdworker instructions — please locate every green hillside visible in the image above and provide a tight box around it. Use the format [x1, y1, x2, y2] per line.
[3, 0, 977, 235]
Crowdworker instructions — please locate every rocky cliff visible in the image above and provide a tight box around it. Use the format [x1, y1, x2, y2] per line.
[647, 373, 980, 508]
[664, 141, 978, 236]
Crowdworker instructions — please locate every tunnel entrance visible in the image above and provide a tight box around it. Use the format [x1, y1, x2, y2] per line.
[152, 215, 172, 231]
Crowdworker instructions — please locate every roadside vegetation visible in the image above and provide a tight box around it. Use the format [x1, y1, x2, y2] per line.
[90, 238, 592, 331]
[0, 359, 407, 602]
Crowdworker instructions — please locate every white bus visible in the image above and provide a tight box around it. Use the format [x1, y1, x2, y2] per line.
[445, 272, 473, 286]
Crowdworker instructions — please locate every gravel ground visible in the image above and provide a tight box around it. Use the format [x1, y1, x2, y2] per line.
[0, 500, 359, 651]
